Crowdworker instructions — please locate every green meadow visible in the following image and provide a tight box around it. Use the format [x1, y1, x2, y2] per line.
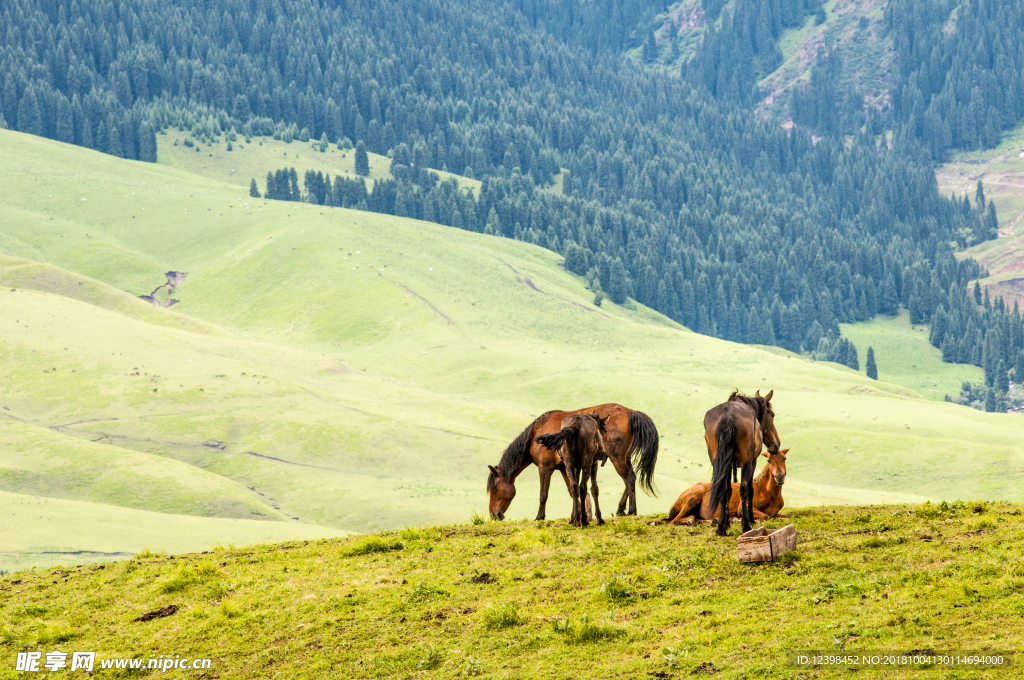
[1, 129, 1023, 570]
[840, 309, 984, 401]
[2, 504, 1022, 679]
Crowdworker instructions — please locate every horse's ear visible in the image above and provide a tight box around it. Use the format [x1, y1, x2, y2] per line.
[755, 390, 761, 397]
[760, 450, 769, 458]
[779, 448, 789, 456]
[488, 465, 500, 476]
[764, 390, 773, 402]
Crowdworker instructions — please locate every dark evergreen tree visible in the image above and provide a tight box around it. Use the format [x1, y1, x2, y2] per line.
[609, 257, 628, 304]
[16, 85, 42, 136]
[866, 346, 877, 379]
[355, 141, 370, 177]
[250, 178, 260, 198]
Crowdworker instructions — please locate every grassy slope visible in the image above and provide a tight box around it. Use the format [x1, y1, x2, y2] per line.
[2, 129, 1024, 569]
[157, 132, 481, 197]
[758, 0, 892, 118]
[937, 120, 1024, 305]
[0, 490, 349, 573]
[839, 308, 984, 401]
[1, 505, 1021, 679]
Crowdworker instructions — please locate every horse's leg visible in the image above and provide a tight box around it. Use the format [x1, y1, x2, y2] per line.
[589, 459, 604, 525]
[606, 453, 631, 516]
[565, 463, 580, 526]
[578, 461, 591, 527]
[740, 459, 756, 533]
[536, 466, 556, 521]
[626, 465, 638, 515]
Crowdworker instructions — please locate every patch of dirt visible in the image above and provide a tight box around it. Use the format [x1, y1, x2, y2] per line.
[690, 662, 718, 675]
[494, 256, 604, 314]
[394, 282, 454, 325]
[134, 604, 178, 622]
[470, 572, 496, 584]
[139, 271, 187, 308]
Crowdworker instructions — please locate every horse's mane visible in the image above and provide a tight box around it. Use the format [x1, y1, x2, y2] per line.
[728, 390, 765, 421]
[487, 412, 550, 492]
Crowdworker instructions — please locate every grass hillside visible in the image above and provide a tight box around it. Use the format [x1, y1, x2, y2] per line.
[0, 490, 349, 573]
[156, 133, 482, 197]
[2, 129, 1024, 570]
[1, 504, 1021, 679]
[840, 309, 983, 401]
[937, 121, 1024, 306]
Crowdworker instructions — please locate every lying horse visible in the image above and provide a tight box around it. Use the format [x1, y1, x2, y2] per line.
[666, 448, 789, 525]
[487, 403, 659, 520]
[704, 390, 780, 536]
[536, 414, 608, 526]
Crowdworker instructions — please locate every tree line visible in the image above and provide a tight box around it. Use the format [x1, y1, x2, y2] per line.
[0, 0, 1000, 375]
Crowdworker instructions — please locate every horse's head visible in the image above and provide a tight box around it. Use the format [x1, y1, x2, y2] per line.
[588, 413, 610, 435]
[755, 389, 780, 454]
[761, 447, 789, 485]
[486, 465, 515, 520]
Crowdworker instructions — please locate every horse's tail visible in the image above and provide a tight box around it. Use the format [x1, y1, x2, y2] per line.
[708, 416, 736, 520]
[628, 410, 660, 496]
[535, 420, 579, 455]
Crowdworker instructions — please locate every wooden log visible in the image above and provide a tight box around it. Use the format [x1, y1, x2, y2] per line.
[736, 524, 796, 563]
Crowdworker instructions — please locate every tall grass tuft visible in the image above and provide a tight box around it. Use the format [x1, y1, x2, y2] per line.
[342, 536, 405, 557]
[551, 614, 623, 644]
[481, 602, 522, 629]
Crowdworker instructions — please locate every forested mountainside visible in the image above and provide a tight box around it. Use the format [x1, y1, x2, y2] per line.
[2, 0, 1023, 402]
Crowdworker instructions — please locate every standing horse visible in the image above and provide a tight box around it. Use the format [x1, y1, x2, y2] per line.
[666, 448, 789, 525]
[486, 403, 659, 521]
[704, 390, 780, 536]
[535, 414, 608, 526]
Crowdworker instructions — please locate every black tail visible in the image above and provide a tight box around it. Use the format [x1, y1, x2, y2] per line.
[708, 416, 736, 521]
[536, 426, 577, 456]
[628, 410, 660, 496]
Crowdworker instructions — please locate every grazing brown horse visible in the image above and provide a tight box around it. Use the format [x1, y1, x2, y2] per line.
[487, 403, 659, 521]
[666, 448, 789, 525]
[536, 414, 609, 526]
[704, 390, 780, 536]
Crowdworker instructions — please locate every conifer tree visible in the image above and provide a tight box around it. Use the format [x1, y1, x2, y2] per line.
[355, 140, 370, 176]
[866, 346, 877, 379]
[609, 257, 628, 304]
[56, 96, 73, 143]
[250, 178, 260, 198]
[107, 125, 122, 157]
[997, 359, 1009, 393]
[16, 85, 42, 136]
[137, 122, 157, 162]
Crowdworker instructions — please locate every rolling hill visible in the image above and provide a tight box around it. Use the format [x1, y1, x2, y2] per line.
[1, 128, 1023, 571]
[1, 504, 1021, 679]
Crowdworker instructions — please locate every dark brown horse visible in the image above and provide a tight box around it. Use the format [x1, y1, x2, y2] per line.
[536, 414, 608, 526]
[666, 448, 789, 525]
[487, 403, 659, 521]
[703, 390, 780, 536]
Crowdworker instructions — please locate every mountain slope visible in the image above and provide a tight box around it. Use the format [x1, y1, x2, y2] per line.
[2, 130, 1023, 570]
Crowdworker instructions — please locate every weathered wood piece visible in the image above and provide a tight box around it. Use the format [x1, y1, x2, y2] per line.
[736, 524, 796, 563]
